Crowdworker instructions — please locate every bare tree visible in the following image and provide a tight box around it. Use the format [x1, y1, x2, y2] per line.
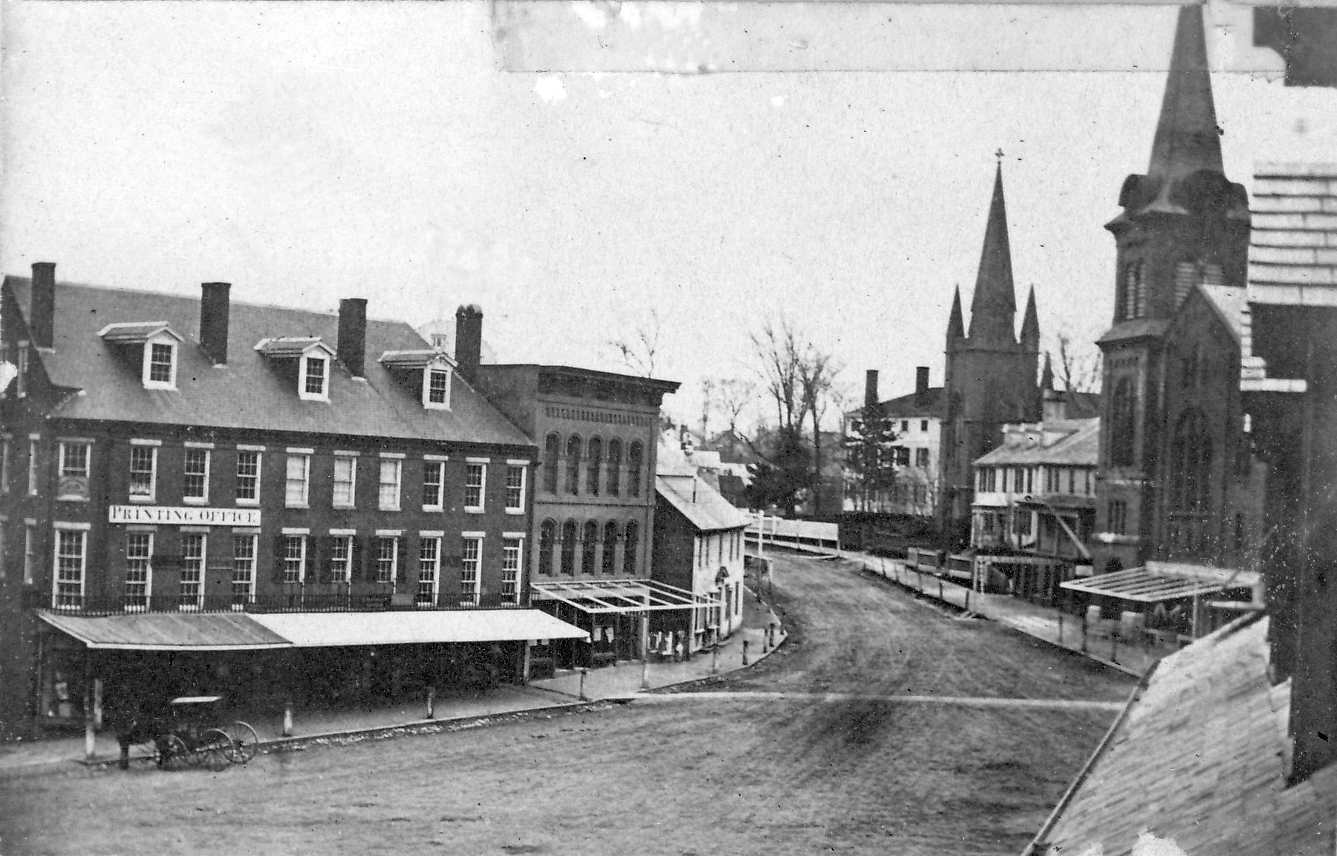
[698, 378, 715, 441]
[715, 378, 755, 434]
[798, 351, 840, 515]
[1052, 329, 1103, 393]
[607, 308, 661, 378]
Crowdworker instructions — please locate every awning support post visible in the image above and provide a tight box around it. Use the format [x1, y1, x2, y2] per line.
[640, 610, 650, 691]
[83, 652, 96, 762]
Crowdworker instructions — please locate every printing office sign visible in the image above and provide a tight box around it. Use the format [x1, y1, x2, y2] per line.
[108, 505, 262, 527]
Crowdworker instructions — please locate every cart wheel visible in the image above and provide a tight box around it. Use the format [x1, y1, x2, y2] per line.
[199, 728, 233, 772]
[227, 721, 260, 764]
[159, 734, 191, 771]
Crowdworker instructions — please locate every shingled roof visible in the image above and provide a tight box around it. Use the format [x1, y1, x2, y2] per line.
[4, 276, 533, 448]
[1034, 615, 1337, 856]
[974, 418, 1099, 467]
[1249, 163, 1337, 307]
[656, 474, 752, 533]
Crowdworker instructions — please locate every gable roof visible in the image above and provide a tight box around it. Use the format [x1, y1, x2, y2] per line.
[656, 474, 752, 532]
[854, 387, 944, 421]
[974, 418, 1099, 467]
[1037, 615, 1337, 856]
[5, 276, 533, 448]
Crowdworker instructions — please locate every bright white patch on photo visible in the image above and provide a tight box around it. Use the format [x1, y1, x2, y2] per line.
[534, 76, 567, 103]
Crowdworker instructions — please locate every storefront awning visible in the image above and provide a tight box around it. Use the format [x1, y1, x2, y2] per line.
[531, 579, 718, 614]
[249, 609, 588, 647]
[37, 611, 292, 651]
[1060, 566, 1234, 603]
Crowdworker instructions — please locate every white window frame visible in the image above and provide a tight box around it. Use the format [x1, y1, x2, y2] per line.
[178, 532, 207, 611]
[329, 533, 354, 584]
[24, 523, 36, 585]
[299, 353, 330, 401]
[374, 536, 398, 587]
[423, 365, 452, 410]
[27, 437, 39, 496]
[142, 333, 179, 390]
[417, 535, 441, 606]
[124, 530, 154, 612]
[378, 457, 402, 511]
[422, 457, 446, 511]
[285, 452, 311, 508]
[283, 534, 307, 585]
[504, 462, 526, 515]
[232, 532, 257, 608]
[501, 536, 523, 604]
[460, 535, 483, 605]
[333, 453, 358, 509]
[464, 461, 487, 513]
[235, 448, 262, 506]
[52, 524, 88, 610]
[182, 446, 211, 504]
[1, 434, 11, 494]
[128, 440, 159, 502]
[56, 440, 91, 502]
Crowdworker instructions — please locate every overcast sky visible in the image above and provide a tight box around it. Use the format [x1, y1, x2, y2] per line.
[2, 2, 1333, 431]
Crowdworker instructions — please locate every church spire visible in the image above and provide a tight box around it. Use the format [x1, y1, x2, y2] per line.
[1147, 6, 1223, 187]
[967, 162, 1018, 344]
[1040, 352, 1054, 391]
[1020, 286, 1040, 351]
[947, 285, 965, 342]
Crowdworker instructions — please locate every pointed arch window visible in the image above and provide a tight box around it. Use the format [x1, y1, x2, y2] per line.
[538, 519, 556, 576]
[582, 520, 598, 575]
[586, 438, 602, 497]
[1170, 409, 1212, 512]
[560, 520, 577, 576]
[566, 436, 582, 495]
[1110, 378, 1137, 467]
[543, 433, 560, 494]
[607, 439, 622, 496]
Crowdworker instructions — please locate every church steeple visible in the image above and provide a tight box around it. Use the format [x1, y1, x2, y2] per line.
[967, 163, 1018, 345]
[1020, 286, 1040, 352]
[946, 286, 965, 342]
[1040, 352, 1054, 392]
[1148, 6, 1223, 188]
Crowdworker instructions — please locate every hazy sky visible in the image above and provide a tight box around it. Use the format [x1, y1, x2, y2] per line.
[2, 2, 1333, 430]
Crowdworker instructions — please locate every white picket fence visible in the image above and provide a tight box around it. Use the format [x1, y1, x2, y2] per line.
[744, 513, 842, 556]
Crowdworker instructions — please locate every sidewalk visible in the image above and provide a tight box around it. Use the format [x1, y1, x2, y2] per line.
[0, 589, 785, 774]
[848, 551, 1174, 677]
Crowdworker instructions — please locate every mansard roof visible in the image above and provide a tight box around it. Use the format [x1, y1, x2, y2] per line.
[3, 275, 533, 448]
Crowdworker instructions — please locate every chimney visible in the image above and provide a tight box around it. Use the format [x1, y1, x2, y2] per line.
[199, 282, 231, 365]
[30, 262, 55, 349]
[915, 366, 930, 407]
[864, 370, 879, 410]
[337, 298, 368, 379]
[455, 304, 483, 384]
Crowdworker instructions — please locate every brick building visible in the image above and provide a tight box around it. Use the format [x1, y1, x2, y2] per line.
[0, 265, 584, 739]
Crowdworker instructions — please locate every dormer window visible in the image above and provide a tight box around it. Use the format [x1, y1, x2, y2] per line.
[98, 322, 184, 390]
[379, 349, 456, 410]
[255, 337, 336, 402]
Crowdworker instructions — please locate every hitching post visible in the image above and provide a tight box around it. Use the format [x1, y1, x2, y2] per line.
[578, 668, 589, 702]
[426, 686, 436, 719]
[283, 699, 294, 737]
[742, 639, 750, 666]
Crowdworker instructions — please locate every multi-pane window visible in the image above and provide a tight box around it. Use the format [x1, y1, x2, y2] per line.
[417, 537, 441, 605]
[232, 534, 257, 606]
[129, 445, 157, 500]
[180, 533, 205, 609]
[426, 369, 450, 407]
[329, 535, 353, 584]
[124, 532, 153, 610]
[501, 538, 522, 603]
[302, 355, 328, 398]
[422, 460, 445, 509]
[505, 465, 525, 512]
[27, 439, 39, 496]
[915, 448, 930, 468]
[623, 521, 639, 575]
[57, 442, 91, 501]
[460, 537, 481, 605]
[378, 459, 402, 511]
[602, 522, 618, 574]
[543, 434, 560, 493]
[464, 463, 485, 511]
[183, 448, 210, 502]
[538, 520, 556, 576]
[375, 537, 397, 585]
[283, 535, 307, 584]
[148, 342, 174, 384]
[53, 529, 86, 609]
[285, 454, 310, 507]
[333, 456, 357, 508]
[565, 437, 582, 495]
[1108, 500, 1128, 535]
[628, 442, 643, 497]
[586, 438, 602, 497]
[606, 440, 622, 496]
[235, 450, 261, 503]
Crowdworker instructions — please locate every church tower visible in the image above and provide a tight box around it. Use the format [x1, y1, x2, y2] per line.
[939, 163, 1042, 545]
[1092, 5, 1251, 573]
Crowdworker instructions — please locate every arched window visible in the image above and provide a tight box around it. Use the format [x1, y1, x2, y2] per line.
[602, 521, 619, 575]
[1174, 260, 1198, 307]
[606, 439, 622, 496]
[543, 433, 560, 494]
[560, 520, 577, 576]
[628, 441, 644, 497]
[586, 438, 602, 497]
[1170, 409, 1212, 512]
[538, 519, 556, 576]
[582, 520, 598, 575]
[623, 521, 639, 575]
[1110, 378, 1137, 467]
[1121, 260, 1146, 320]
[565, 436, 582, 495]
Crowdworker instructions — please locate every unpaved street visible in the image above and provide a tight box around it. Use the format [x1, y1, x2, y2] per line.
[0, 555, 1134, 856]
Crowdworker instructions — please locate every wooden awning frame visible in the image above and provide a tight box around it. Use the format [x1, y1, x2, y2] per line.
[1060, 566, 1228, 603]
[530, 579, 719, 614]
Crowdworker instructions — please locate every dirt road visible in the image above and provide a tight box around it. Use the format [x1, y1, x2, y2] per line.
[0, 554, 1134, 856]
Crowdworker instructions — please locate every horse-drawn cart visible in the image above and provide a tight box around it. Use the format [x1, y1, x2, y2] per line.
[113, 695, 260, 771]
